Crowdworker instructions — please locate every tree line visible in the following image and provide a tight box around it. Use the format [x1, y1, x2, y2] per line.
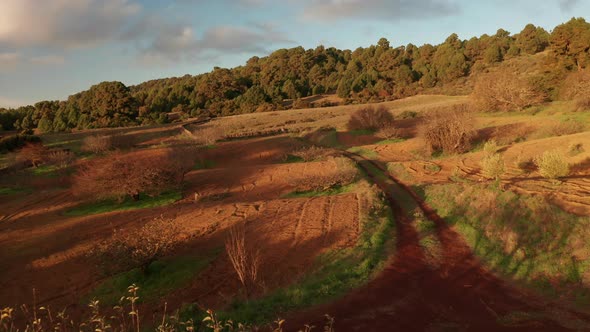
[1, 18, 589, 134]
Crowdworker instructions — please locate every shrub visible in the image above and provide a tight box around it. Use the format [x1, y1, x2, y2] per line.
[73, 148, 196, 202]
[291, 145, 330, 162]
[16, 143, 48, 167]
[81, 135, 111, 154]
[91, 216, 180, 274]
[376, 126, 402, 140]
[225, 224, 261, 297]
[420, 107, 476, 155]
[560, 69, 590, 111]
[548, 121, 585, 136]
[293, 156, 357, 192]
[534, 150, 570, 180]
[347, 106, 394, 131]
[47, 149, 75, 168]
[481, 153, 505, 180]
[192, 126, 223, 145]
[399, 110, 418, 119]
[482, 140, 500, 156]
[472, 69, 546, 112]
[0, 134, 41, 153]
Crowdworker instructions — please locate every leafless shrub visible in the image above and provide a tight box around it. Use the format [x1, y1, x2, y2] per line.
[492, 123, 533, 145]
[192, 126, 224, 145]
[225, 224, 260, 297]
[347, 106, 394, 131]
[293, 156, 358, 192]
[16, 143, 48, 167]
[81, 135, 111, 154]
[472, 69, 546, 112]
[534, 150, 570, 180]
[91, 216, 180, 274]
[47, 149, 75, 168]
[73, 148, 195, 202]
[547, 121, 585, 137]
[355, 180, 384, 217]
[376, 126, 402, 140]
[560, 69, 590, 111]
[291, 145, 330, 162]
[420, 107, 476, 155]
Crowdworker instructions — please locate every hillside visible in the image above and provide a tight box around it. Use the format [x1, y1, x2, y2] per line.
[0, 18, 589, 134]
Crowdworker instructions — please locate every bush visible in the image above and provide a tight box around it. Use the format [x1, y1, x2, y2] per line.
[481, 153, 505, 180]
[47, 149, 75, 168]
[0, 134, 41, 153]
[292, 156, 357, 192]
[534, 150, 570, 180]
[347, 106, 394, 131]
[472, 69, 546, 112]
[191, 126, 223, 145]
[376, 126, 402, 140]
[291, 145, 330, 162]
[73, 148, 196, 202]
[420, 107, 476, 155]
[482, 140, 500, 156]
[568, 143, 584, 156]
[16, 143, 48, 167]
[560, 69, 590, 111]
[548, 121, 585, 136]
[91, 216, 180, 274]
[81, 135, 112, 154]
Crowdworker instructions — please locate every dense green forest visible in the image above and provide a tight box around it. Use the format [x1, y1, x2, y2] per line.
[1, 18, 589, 133]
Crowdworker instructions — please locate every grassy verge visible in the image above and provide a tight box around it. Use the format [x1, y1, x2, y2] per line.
[65, 191, 182, 216]
[347, 146, 378, 159]
[282, 183, 355, 198]
[219, 199, 394, 323]
[422, 183, 590, 306]
[88, 254, 216, 305]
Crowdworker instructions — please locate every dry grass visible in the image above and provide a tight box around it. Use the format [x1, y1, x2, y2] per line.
[81, 135, 111, 154]
[46, 149, 75, 169]
[190, 126, 224, 145]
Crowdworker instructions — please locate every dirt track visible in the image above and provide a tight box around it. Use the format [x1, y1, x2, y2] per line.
[286, 153, 590, 331]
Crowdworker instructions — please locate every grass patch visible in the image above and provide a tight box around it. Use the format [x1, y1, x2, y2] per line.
[0, 186, 31, 195]
[282, 183, 355, 198]
[65, 191, 181, 216]
[386, 162, 413, 182]
[29, 164, 60, 177]
[423, 183, 590, 306]
[89, 254, 215, 305]
[348, 129, 375, 136]
[220, 196, 394, 324]
[347, 146, 378, 159]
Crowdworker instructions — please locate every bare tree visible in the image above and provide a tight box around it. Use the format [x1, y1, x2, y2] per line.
[225, 224, 260, 298]
[347, 105, 394, 131]
[420, 106, 476, 155]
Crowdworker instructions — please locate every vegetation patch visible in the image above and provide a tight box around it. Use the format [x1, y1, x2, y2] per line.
[0, 186, 31, 196]
[422, 183, 590, 305]
[283, 183, 355, 198]
[193, 159, 216, 170]
[88, 254, 215, 305]
[65, 191, 181, 216]
[220, 194, 394, 323]
[347, 146, 378, 159]
[375, 138, 406, 145]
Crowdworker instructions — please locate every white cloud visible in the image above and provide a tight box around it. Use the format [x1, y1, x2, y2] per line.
[0, 0, 141, 49]
[302, 0, 459, 22]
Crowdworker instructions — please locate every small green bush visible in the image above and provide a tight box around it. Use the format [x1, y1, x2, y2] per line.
[534, 150, 570, 180]
[481, 153, 505, 180]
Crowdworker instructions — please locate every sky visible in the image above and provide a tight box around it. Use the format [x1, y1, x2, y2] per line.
[0, 0, 587, 108]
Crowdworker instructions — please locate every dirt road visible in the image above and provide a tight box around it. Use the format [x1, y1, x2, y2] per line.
[286, 153, 590, 331]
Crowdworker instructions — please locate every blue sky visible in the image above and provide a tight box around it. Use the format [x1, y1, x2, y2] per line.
[0, 0, 587, 108]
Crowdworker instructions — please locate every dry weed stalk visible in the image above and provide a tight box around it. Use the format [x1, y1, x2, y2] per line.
[225, 224, 261, 298]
